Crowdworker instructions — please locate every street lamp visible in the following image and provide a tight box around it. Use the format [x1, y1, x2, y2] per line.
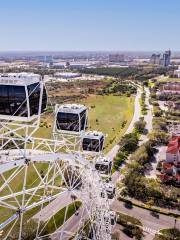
[173, 218, 177, 240]
[174, 218, 177, 229]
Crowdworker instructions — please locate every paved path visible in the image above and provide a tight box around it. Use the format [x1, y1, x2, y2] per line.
[110, 86, 144, 185]
[107, 87, 142, 161]
[52, 207, 88, 240]
[139, 87, 153, 146]
[33, 191, 76, 222]
[125, 88, 142, 135]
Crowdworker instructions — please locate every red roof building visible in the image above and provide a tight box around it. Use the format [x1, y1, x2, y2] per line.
[161, 136, 180, 184]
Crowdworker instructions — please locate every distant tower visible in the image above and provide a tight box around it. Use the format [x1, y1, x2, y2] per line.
[161, 50, 171, 67]
[150, 54, 160, 65]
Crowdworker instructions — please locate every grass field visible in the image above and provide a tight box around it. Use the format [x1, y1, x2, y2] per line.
[0, 162, 62, 224]
[0, 94, 134, 235]
[34, 94, 134, 152]
[80, 95, 134, 151]
[44, 201, 81, 234]
[1, 201, 82, 238]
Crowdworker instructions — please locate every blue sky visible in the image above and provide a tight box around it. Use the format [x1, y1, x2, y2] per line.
[0, 0, 180, 51]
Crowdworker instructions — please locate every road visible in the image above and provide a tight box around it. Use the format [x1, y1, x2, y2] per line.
[111, 200, 180, 236]
[125, 87, 142, 135]
[109, 87, 142, 185]
[107, 85, 154, 163]
[52, 206, 88, 240]
[33, 191, 76, 222]
[110, 87, 180, 239]
[106, 86, 142, 186]
[107, 87, 142, 161]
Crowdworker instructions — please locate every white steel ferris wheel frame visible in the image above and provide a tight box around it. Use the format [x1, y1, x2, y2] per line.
[0, 84, 113, 240]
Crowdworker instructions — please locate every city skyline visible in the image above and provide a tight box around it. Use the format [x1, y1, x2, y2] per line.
[0, 0, 180, 51]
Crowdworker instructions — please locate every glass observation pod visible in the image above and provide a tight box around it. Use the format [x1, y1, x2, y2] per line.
[104, 211, 117, 226]
[55, 104, 88, 134]
[82, 131, 105, 152]
[101, 183, 115, 199]
[0, 73, 47, 121]
[95, 157, 112, 174]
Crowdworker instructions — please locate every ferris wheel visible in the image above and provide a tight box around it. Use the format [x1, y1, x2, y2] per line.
[0, 73, 116, 240]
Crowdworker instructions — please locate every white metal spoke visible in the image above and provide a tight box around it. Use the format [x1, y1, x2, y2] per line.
[18, 164, 28, 240]
[0, 84, 113, 239]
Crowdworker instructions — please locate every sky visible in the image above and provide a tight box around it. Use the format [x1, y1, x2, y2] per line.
[0, 0, 180, 52]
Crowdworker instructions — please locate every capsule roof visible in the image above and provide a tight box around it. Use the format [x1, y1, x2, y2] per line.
[83, 130, 104, 139]
[96, 157, 111, 165]
[104, 211, 116, 219]
[0, 72, 41, 86]
[105, 183, 115, 191]
[57, 104, 87, 114]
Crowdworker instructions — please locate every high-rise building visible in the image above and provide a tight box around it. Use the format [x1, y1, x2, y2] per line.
[150, 50, 171, 67]
[161, 50, 171, 67]
[109, 54, 124, 63]
[150, 54, 160, 65]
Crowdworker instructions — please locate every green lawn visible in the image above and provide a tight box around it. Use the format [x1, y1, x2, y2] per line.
[33, 94, 134, 152]
[80, 95, 134, 152]
[117, 212, 142, 226]
[43, 201, 82, 234]
[0, 162, 62, 224]
[0, 94, 135, 236]
[154, 228, 180, 240]
[1, 202, 81, 239]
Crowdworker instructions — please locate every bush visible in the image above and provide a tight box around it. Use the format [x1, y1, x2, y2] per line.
[113, 151, 128, 170]
[134, 119, 146, 134]
[117, 212, 143, 240]
[154, 228, 180, 240]
[120, 133, 139, 153]
[154, 106, 163, 117]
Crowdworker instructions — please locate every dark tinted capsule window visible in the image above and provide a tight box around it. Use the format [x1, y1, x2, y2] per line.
[82, 138, 100, 152]
[28, 83, 47, 116]
[80, 110, 87, 130]
[28, 83, 41, 116]
[0, 85, 27, 116]
[57, 112, 79, 131]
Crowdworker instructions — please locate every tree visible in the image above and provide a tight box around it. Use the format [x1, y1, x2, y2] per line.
[134, 120, 146, 134]
[120, 133, 138, 153]
[113, 151, 127, 169]
[4, 220, 50, 240]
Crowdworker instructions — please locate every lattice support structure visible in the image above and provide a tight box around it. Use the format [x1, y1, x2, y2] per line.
[0, 123, 112, 240]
